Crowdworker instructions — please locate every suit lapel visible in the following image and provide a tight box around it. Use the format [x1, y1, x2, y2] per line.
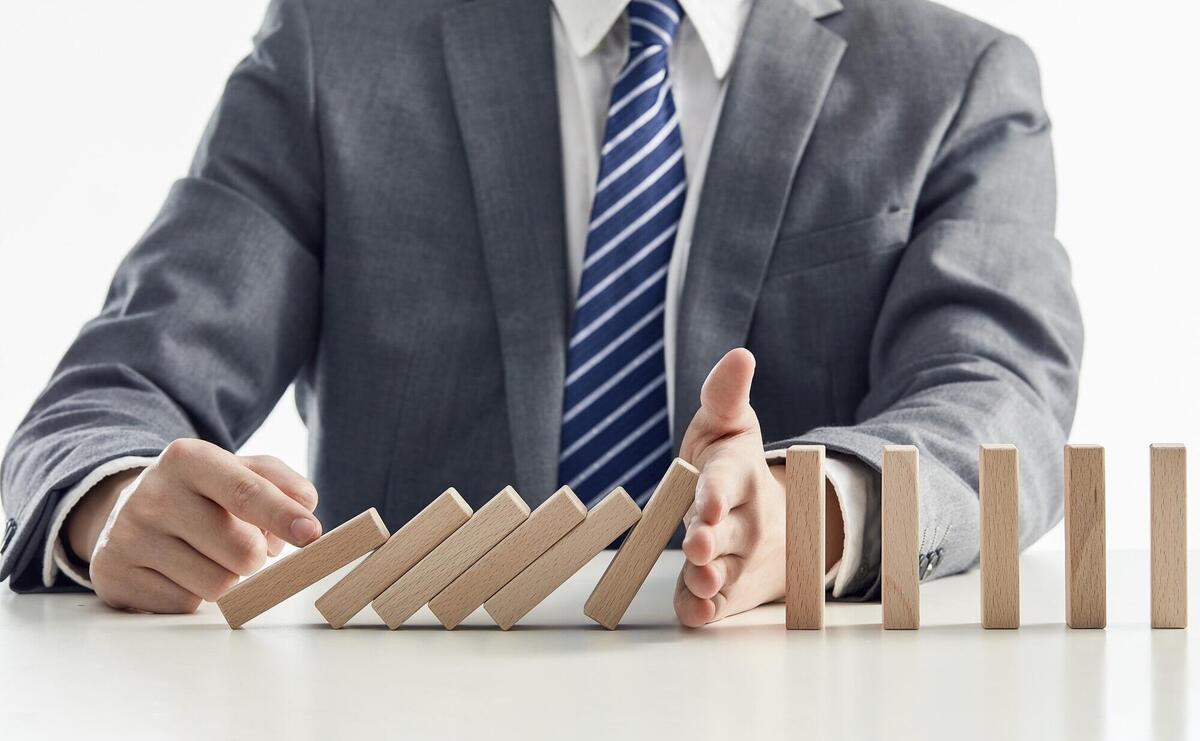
[673, 0, 846, 448]
[442, 0, 568, 498]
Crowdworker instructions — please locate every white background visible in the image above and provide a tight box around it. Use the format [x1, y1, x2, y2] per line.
[1, 1, 1197, 551]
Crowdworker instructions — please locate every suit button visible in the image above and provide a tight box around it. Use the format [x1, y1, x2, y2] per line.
[918, 547, 944, 581]
[1, 518, 15, 554]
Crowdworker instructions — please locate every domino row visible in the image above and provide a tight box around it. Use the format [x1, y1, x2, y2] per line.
[217, 442, 1188, 630]
[216, 459, 700, 629]
[785, 443, 1189, 631]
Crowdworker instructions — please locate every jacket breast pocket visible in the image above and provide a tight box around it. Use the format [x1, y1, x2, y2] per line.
[765, 207, 913, 279]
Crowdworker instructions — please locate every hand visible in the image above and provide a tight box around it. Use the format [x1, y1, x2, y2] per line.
[65, 439, 321, 613]
[673, 348, 842, 627]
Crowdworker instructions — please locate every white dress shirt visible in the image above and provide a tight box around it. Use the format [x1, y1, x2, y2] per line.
[42, 0, 872, 600]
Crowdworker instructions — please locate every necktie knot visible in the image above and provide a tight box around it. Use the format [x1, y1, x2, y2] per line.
[627, 0, 684, 50]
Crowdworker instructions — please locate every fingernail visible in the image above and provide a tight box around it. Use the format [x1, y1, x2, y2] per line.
[291, 517, 321, 543]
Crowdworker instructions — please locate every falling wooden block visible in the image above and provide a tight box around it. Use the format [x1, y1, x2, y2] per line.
[429, 486, 586, 629]
[315, 489, 472, 628]
[584, 458, 698, 629]
[786, 445, 825, 630]
[372, 487, 529, 629]
[979, 444, 1020, 629]
[882, 445, 919, 630]
[217, 509, 389, 629]
[1065, 445, 1106, 629]
[1151, 444, 1187, 629]
[485, 488, 641, 630]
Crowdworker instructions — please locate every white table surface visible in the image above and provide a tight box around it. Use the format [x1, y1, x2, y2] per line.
[2, 550, 1196, 740]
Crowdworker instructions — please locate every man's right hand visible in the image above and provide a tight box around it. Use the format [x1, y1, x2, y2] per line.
[64, 438, 322, 613]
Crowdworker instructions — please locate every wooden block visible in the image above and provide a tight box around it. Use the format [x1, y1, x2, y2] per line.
[786, 445, 825, 630]
[1065, 445, 1106, 629]
[429, 487, 586, 629]
[1151, 444, 1187, 629]
[315, 489, 472, 628]
[979, 444, 1020, 629]
[882, 445, 919, 630]
[217, 509, 389, 629]
[485, 488, 641, 630]
[584, 458, 698, 629]
[372, 487, 529, 629]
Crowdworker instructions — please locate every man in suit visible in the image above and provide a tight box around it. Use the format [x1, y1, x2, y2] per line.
[0, 0, 1082, 625]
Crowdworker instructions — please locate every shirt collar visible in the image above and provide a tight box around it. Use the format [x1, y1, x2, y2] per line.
[551, 0, 749, 80]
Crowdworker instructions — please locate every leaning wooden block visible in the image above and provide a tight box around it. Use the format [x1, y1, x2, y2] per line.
[430, 486, 586, 629]
[979, 444, 1020, 629]
[584, 458, 698, 630]
[1151, 444, 1187, 629]
[1065, 445, 1106, 629]
[315, 489, 472, 628]
[882, 445, 919, 630]
[372, 487, 529, 629]
[786, 445, 825, 630]
[217, 509, 389, 629]
[486, 488, 641, 630]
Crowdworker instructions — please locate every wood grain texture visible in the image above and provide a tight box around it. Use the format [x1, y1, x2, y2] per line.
[217, 509, 389, 629]
[1151, 444, 1187, 629]
[583, 459, 698, 629]
[979, 444, 1020, 629]
[786, 445, 825, 630]
[315, 489, 472, 628]
[485, 488, 641, 630]
[429, 486, 586, 629]
[1065, 445, 1106, 629]
[882, 445, 919, 630]
[372, 487, 529, 629]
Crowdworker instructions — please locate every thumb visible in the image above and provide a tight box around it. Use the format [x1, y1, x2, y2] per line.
[681, 348, 760, 462]
[700, 348, 756, 424]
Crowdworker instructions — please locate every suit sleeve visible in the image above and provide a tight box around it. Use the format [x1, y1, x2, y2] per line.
[0, 0, 323, 591]
[765, 35, 1084, 598]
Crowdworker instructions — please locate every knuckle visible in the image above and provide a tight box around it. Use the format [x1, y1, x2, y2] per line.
[228, 530, 267, 575]
[160, 438, 204, 467]
[296, 483, 319, 511]
[216, 571, 240, 596]
[228, 476, 263, 517]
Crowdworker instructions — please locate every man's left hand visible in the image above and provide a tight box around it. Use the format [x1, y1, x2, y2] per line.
[674, 347, 840, 627]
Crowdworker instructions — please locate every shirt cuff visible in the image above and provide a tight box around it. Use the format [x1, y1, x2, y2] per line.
[42, 456, 156, 589]
[765, 448, 872, 599]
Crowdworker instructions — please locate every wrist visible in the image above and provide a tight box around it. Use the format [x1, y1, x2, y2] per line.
[64, 468, 142, 563]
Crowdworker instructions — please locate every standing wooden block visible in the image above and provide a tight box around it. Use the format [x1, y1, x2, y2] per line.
[372, 487, 529, 629]
[217, 509, 389, 629]
[429, 486, 587, 629]
[485, 488, 641, 630]
[584, 458, 698, 629]
[882, 445, 919, 630]
[1151, 444, 1187, 629]
[979, 444, 1020, 629]
[315, 489, 472, 628]
[1065, 445, 1106, 629]
[786, 445, 825, 630]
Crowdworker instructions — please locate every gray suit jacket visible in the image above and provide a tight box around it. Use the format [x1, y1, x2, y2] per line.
[1, 0, 1082, 595]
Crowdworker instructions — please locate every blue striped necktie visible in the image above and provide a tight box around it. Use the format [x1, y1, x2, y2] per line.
[559, 0, 686, 507]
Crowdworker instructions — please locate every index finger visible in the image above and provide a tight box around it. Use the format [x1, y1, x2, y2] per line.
[172, 444, 323, 547]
